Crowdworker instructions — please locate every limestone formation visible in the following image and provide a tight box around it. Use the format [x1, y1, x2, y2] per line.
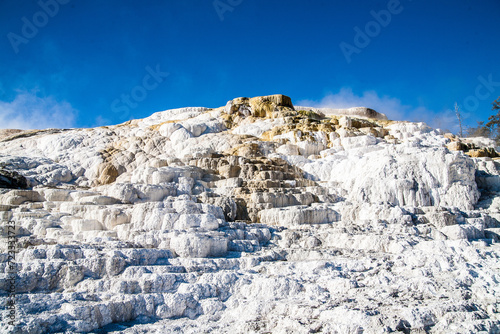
[0, 94, 500, 333]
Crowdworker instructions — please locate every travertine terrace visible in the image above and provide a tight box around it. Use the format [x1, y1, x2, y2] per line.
[1, 94, 499, 333]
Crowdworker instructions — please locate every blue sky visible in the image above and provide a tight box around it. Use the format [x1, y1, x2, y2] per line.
[0, 0, 499, 133]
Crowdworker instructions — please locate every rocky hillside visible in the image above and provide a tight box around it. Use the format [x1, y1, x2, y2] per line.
[1, 94, 499, 333]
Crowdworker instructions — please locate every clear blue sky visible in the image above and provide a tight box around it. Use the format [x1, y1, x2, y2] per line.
[0, 0, 499, 133]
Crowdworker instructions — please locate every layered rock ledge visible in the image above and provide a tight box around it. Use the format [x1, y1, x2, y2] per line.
[0, 95, 499, 333]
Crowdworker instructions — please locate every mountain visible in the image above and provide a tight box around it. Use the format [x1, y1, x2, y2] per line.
[1, 94, 499, 333]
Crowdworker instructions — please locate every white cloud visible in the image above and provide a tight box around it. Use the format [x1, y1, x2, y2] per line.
[0, 92, 77, 130]
[297, 88, 460, 133]
[93, 115, 112, 127]
[297, 88, 405, 120]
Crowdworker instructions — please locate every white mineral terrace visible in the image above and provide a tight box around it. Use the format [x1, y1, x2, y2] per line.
[0, 94, 499, 333]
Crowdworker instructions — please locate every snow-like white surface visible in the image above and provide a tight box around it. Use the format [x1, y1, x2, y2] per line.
[0, 98, 499, 333]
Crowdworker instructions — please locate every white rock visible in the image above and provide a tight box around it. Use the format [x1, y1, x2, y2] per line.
[1, 96, 499, 334]
[276, 143, 299, 155]
[440, 225, 468, 239]
[38, 188, 73, 201]
[340, 135, 377, 149]
[170, 127, 193, 144]
[174, 214, 221, 231]
[158, 122, 182, 137]
[170, 233, 228, 258]
[71, 219, 104, 232]
[259, 205, 339, 226]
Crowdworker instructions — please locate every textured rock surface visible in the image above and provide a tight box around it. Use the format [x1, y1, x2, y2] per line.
[1, 94, 500, 333]
[0, 169, 28, 190]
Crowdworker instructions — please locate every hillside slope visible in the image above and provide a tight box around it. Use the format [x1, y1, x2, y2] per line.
[1, 95, 499, 333]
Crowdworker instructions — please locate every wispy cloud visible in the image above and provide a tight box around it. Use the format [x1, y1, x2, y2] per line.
[0, 92, 77, 130]
[93, 115, 112, 127]
[297, 88, 460, 133]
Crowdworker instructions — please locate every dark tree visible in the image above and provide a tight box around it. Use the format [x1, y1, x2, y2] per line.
[467, 97, 500, 141]
[485, 97, 500, 143]
[466, 121, 492, 138]
[455, 102, 463, 137]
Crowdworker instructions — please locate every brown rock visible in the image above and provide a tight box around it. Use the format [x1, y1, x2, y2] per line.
[218, 165, 241, 178]
[97, 163, 119, 185]
[465, 148, 499, 158]
[446, 141, 467, 151]
[0, 129, 23, 141]
[229, 143, 262, 158]
[225, 94, 295, 119]
[444, 133, 457, 140]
